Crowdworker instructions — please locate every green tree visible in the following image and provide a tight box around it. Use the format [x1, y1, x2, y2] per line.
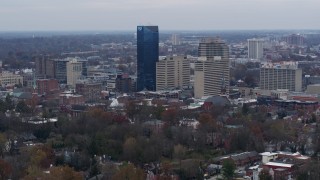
[222, 159, 236, 180]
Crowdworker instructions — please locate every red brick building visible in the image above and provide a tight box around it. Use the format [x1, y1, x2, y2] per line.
[75, 82, 102, 103]
[36, 79, 59, 96]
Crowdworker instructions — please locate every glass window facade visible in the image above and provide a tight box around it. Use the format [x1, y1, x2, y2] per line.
[137, 26, 159, 91]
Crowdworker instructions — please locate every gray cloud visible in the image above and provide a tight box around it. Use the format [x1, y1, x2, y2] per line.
[0, 0, 319, 31]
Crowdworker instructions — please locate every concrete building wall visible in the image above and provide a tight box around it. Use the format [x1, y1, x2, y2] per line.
[306, 84, 320, 94]
[0, 72, 23, 86]
[194, 38, 230, 99]
[156, 56, 190, 91]
[194, 70, 204, 98]
[67, 60, 83, 88]
[194, 56, 229, 99]
[260, 63, 302, 92]
[248, 39, 264, 59]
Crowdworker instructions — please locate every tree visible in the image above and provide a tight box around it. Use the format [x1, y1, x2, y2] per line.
[122, 137, 140, 163]
[28, 145, 55, 169]
[47, 166, 83, 180]
[259, 169, 272, 180]
[0, 159, 12, 179]
[198, 113, 219, 147]
[161, 109, 178, 125]
[242, 103, 249, 115]
[126, 101, 139, 119]
[16, 101, 31, 114]
[89, 158, 100, 178]
[112, 164, 145, 180]
[24, 166, 83, 180]
[5, 95, 14, 111]
[173, 144, 187, 171]
[0, 133, 7, 158]
[173, 144, 187, 160]
[222, 159, 236, 180]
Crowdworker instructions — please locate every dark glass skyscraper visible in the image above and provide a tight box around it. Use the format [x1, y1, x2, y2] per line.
[137, 26, 159, 91]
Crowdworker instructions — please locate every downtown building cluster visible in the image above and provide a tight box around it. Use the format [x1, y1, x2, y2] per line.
[1, 27, 320, 180]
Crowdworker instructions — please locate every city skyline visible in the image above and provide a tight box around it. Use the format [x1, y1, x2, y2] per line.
[0, 0, 319, 31]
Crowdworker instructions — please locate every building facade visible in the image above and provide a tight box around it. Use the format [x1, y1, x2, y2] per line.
[248, 38, 264, 59]
[35, 56, 55, 79]
[198, 38, 229, 60]
[36, 79, 59, 96]
[67, 60, 83, 88]
[116, 74, 133, 93]
[194, 38, 230, 98]
[75, 82, 102, 103]
[156, 56, 190, 91]
[171, 34, 180, 45]
[137, 26, 159, 91]
[284, 34, 304, 46]
[260, 62, 302, 92]
[0, 71, 23, 86]
[54, 59, 69, 83]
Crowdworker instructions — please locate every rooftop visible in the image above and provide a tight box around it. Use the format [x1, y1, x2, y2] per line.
[264, 162, 294, 168]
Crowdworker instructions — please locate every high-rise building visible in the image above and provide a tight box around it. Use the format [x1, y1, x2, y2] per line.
[260, 62, 302, 92]
[137, 26, 159, 91]
[156, 56, 190, 91]
[67, 60, 83, 88]
[284, 34, 304, 46]
[35, 56, 55, 79]
[53, 58, 87, 84]
[172, 34, 180, 45]
[77, 59, 88, 76]
[194, 38, 230, 99]
[54, 59, 69, 83]
[248, 38, 264, 59]
[116, 74, 133, 93]
[198, 38, 229, 60]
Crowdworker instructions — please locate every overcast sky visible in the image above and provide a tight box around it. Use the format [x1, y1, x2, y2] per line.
[0, 0, 319, 31]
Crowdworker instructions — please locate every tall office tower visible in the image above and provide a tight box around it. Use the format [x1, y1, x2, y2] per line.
[156, 56, 190, 91]
[248, 38, 264, 59]
[137, 26, 159, 91]
[260, 62, 302, 92]
[35, 56, 55, 79]
[54, 59, 69, 83]
[171, 34, 180, 45]
[194, 38, 230, 98]
[77, 59, 88, 76]
[67, 60, 83, 88]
